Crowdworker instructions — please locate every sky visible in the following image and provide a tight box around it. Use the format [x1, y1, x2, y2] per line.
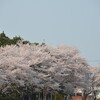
[0, 0, 100, 66]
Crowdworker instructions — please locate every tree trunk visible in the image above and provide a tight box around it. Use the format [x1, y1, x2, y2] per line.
[94, 91, 96, 100]
[29, 95, 31, 100]
[54, 93, 56, 100]
[41, 91, 43, 100]
[64, 94, 68, 100]
[43, 94, 47, 100]
[23, 94, 29, 100]
[38, 93, 40, 100]
[31, 93, 36, 100]
[43, 87, 47, 100]
[50, 93, 52, 100]
[82, 91, 86, 100]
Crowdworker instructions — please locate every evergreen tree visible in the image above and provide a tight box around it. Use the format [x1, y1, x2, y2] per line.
[0, 32, 30, 47]
[0, 32, 10, 47]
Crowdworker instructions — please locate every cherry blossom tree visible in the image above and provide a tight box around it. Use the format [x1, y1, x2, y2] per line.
[29, 45, 90, 100]
[0, 43, 90, 100]
[0, 44, 40, 99]
[90, 66, 100, 100]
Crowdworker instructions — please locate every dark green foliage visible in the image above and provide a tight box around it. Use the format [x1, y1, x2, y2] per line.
[10, 36, 22, 44]
[0, 33, 10, 47]
[0, 32, 30, 47]
[41, 42, 46, 46]
[33, 42, 39, 45]
[22, 40, 30, 44]
[0, 31, 46, 47]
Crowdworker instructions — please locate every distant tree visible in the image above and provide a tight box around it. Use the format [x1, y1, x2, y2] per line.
[32, 42, 39, 45]
[0, 32, 30, 47]
[10, 36, 22, 44]
[0, 32, 10, 47]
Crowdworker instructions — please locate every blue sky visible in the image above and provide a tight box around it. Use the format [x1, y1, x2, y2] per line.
[0, 0, 100, 66]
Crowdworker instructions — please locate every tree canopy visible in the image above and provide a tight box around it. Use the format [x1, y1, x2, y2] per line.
[0, 32, 30, 47]
[0, 43, 90, 95]
[0, 32, 100, 100]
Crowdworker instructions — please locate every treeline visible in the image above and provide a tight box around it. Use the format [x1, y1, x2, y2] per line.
[0, 31, 45, 47]
[0, 31, 30, 47]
